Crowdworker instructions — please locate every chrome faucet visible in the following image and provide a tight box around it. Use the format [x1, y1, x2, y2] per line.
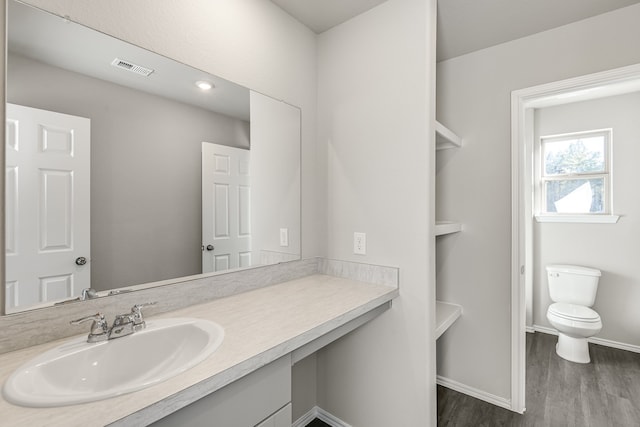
[71, 302, 157, 343]
[108, 312, 136, 339]
[81, 288, 99, 300]
[70, 313, 109, 343]
[130, 303, 153, 330]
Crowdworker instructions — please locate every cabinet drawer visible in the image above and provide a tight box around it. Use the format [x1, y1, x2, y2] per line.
[255, 403, 291, 427]
[151, 355, 291, 427]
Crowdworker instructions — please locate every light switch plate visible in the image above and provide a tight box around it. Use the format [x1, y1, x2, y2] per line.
[280, 228, 289, 247]
[353, 232, 366, 255]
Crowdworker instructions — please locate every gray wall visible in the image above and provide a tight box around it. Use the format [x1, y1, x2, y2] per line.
[436, 3, 640, 402]
[8, 53, 250, 291]
[533, 92, 640, 347]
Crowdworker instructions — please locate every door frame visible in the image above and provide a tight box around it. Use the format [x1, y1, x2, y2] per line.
[510, 62, 640, 413]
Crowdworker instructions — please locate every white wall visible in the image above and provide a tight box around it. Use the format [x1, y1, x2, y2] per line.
[316, 0, 437, 425]
[250, 91, 301, 261]
[533, 92, 640, 347]
[436, 3, 640, 402]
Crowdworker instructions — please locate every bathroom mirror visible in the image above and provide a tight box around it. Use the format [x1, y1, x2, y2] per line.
[4, 0, 301, 313]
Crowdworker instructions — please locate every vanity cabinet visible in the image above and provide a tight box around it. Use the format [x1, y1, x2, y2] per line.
[435, 121, 463, 338]
[150, 355, 291, 427]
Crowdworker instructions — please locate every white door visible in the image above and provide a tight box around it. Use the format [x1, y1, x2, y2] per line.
[5, 104, 90, 311]
[201, 142, 251, 273]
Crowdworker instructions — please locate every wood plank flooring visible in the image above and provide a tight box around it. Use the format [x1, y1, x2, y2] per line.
[305, 419, 331, 427]
[438, 332, 640, 426]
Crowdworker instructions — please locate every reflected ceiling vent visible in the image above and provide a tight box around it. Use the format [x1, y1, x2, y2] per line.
[110, 58, 154, 76]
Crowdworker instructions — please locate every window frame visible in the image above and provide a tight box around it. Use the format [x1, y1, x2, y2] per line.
[535, 128, 618, 223]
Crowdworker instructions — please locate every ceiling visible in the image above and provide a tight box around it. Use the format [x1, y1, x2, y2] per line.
[9, 1, 250, 120]
[270, 0, 640, 61]
[269, 0, 388, 33]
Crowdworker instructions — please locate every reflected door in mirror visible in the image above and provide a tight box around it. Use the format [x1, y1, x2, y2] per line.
[202, 142, 251, 272]
[5, 104, 90, 310]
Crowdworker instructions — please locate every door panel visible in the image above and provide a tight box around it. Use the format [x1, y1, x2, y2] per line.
[5, 104, 90, 311]
[214, 183, 230, 239]
[202, 142, 251, 273]
[39, 169, 73, 251]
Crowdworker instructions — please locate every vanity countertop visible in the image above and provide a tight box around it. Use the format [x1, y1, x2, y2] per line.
[0, 273, 398, 426]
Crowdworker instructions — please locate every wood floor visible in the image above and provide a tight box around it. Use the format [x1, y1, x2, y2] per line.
[305, 419, 331, 427]
[438, 332, 640, 426]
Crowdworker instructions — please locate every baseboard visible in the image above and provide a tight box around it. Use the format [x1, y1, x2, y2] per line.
[532, 325, 558, 336]
[532, 325, 640, 354]
[291, 408, 317, 427]
[436, 375, 512, 411]
[292, 406, 352, 427]
[525, 325, 535, 333]
[589, 336, 640, 353]
[316, 407, 352, 427]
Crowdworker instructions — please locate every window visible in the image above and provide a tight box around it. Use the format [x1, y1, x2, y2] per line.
[537, 129, 615, 221]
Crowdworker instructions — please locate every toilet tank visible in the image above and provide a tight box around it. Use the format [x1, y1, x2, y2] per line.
[547, 264, 601, 306]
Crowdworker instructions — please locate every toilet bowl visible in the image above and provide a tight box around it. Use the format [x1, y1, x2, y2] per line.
[547, 302, 602, 363]
[546, 265, 602, 364]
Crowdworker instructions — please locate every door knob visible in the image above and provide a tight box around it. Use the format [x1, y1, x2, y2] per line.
[206, 245, 214, 251]
[75, 257, 87, 266]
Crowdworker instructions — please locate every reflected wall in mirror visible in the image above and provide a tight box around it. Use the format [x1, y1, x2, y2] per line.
[4, 0, 301, 313]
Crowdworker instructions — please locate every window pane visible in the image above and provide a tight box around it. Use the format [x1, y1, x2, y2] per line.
[544, 178, 605, 213]
[543, 136, 605, 175]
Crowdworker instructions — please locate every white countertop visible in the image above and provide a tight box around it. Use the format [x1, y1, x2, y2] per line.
[0, 274, 398, 426]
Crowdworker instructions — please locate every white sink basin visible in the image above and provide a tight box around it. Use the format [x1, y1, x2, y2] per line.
[3, 317, 224, 407]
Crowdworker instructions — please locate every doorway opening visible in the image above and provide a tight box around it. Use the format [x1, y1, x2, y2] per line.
[510, 62, 640, 413]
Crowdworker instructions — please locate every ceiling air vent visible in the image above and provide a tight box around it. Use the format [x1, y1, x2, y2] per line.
[111, 58, 154, 77]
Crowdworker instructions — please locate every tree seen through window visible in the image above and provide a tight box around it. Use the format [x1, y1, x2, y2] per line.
[540, 132, 610, 214]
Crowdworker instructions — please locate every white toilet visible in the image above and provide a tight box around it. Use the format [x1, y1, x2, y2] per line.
[546, 264, 602, 363]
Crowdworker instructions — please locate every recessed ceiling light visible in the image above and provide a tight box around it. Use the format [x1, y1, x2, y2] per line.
[196, 80, 214, 91]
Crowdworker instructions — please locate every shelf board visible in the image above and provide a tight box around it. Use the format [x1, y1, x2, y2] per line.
[436, 121, 462, 150]
[436, 301, 462, 339]
[435, 221, 462, 236]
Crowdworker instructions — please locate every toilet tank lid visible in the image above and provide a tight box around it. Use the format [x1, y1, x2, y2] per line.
[546, 264, 601, 277]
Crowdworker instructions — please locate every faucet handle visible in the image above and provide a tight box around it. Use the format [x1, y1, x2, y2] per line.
[131, 302, 157, 329]
[70, 313, 109, 343]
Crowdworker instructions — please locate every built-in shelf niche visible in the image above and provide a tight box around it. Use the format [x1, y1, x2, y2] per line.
[435, 121, 463, 341]
[435, 220, 462, 236]
[435, 121, 463, 237]
[436, 121, 462, 150]
[435, 301, 462, 339]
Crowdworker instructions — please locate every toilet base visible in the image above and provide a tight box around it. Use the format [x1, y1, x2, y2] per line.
[555, 333, 591, 363]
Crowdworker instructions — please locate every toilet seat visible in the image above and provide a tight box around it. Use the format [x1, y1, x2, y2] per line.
[548, 302, 600, 323]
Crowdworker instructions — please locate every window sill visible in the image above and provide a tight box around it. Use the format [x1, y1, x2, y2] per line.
[535, 214, 620, 224]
